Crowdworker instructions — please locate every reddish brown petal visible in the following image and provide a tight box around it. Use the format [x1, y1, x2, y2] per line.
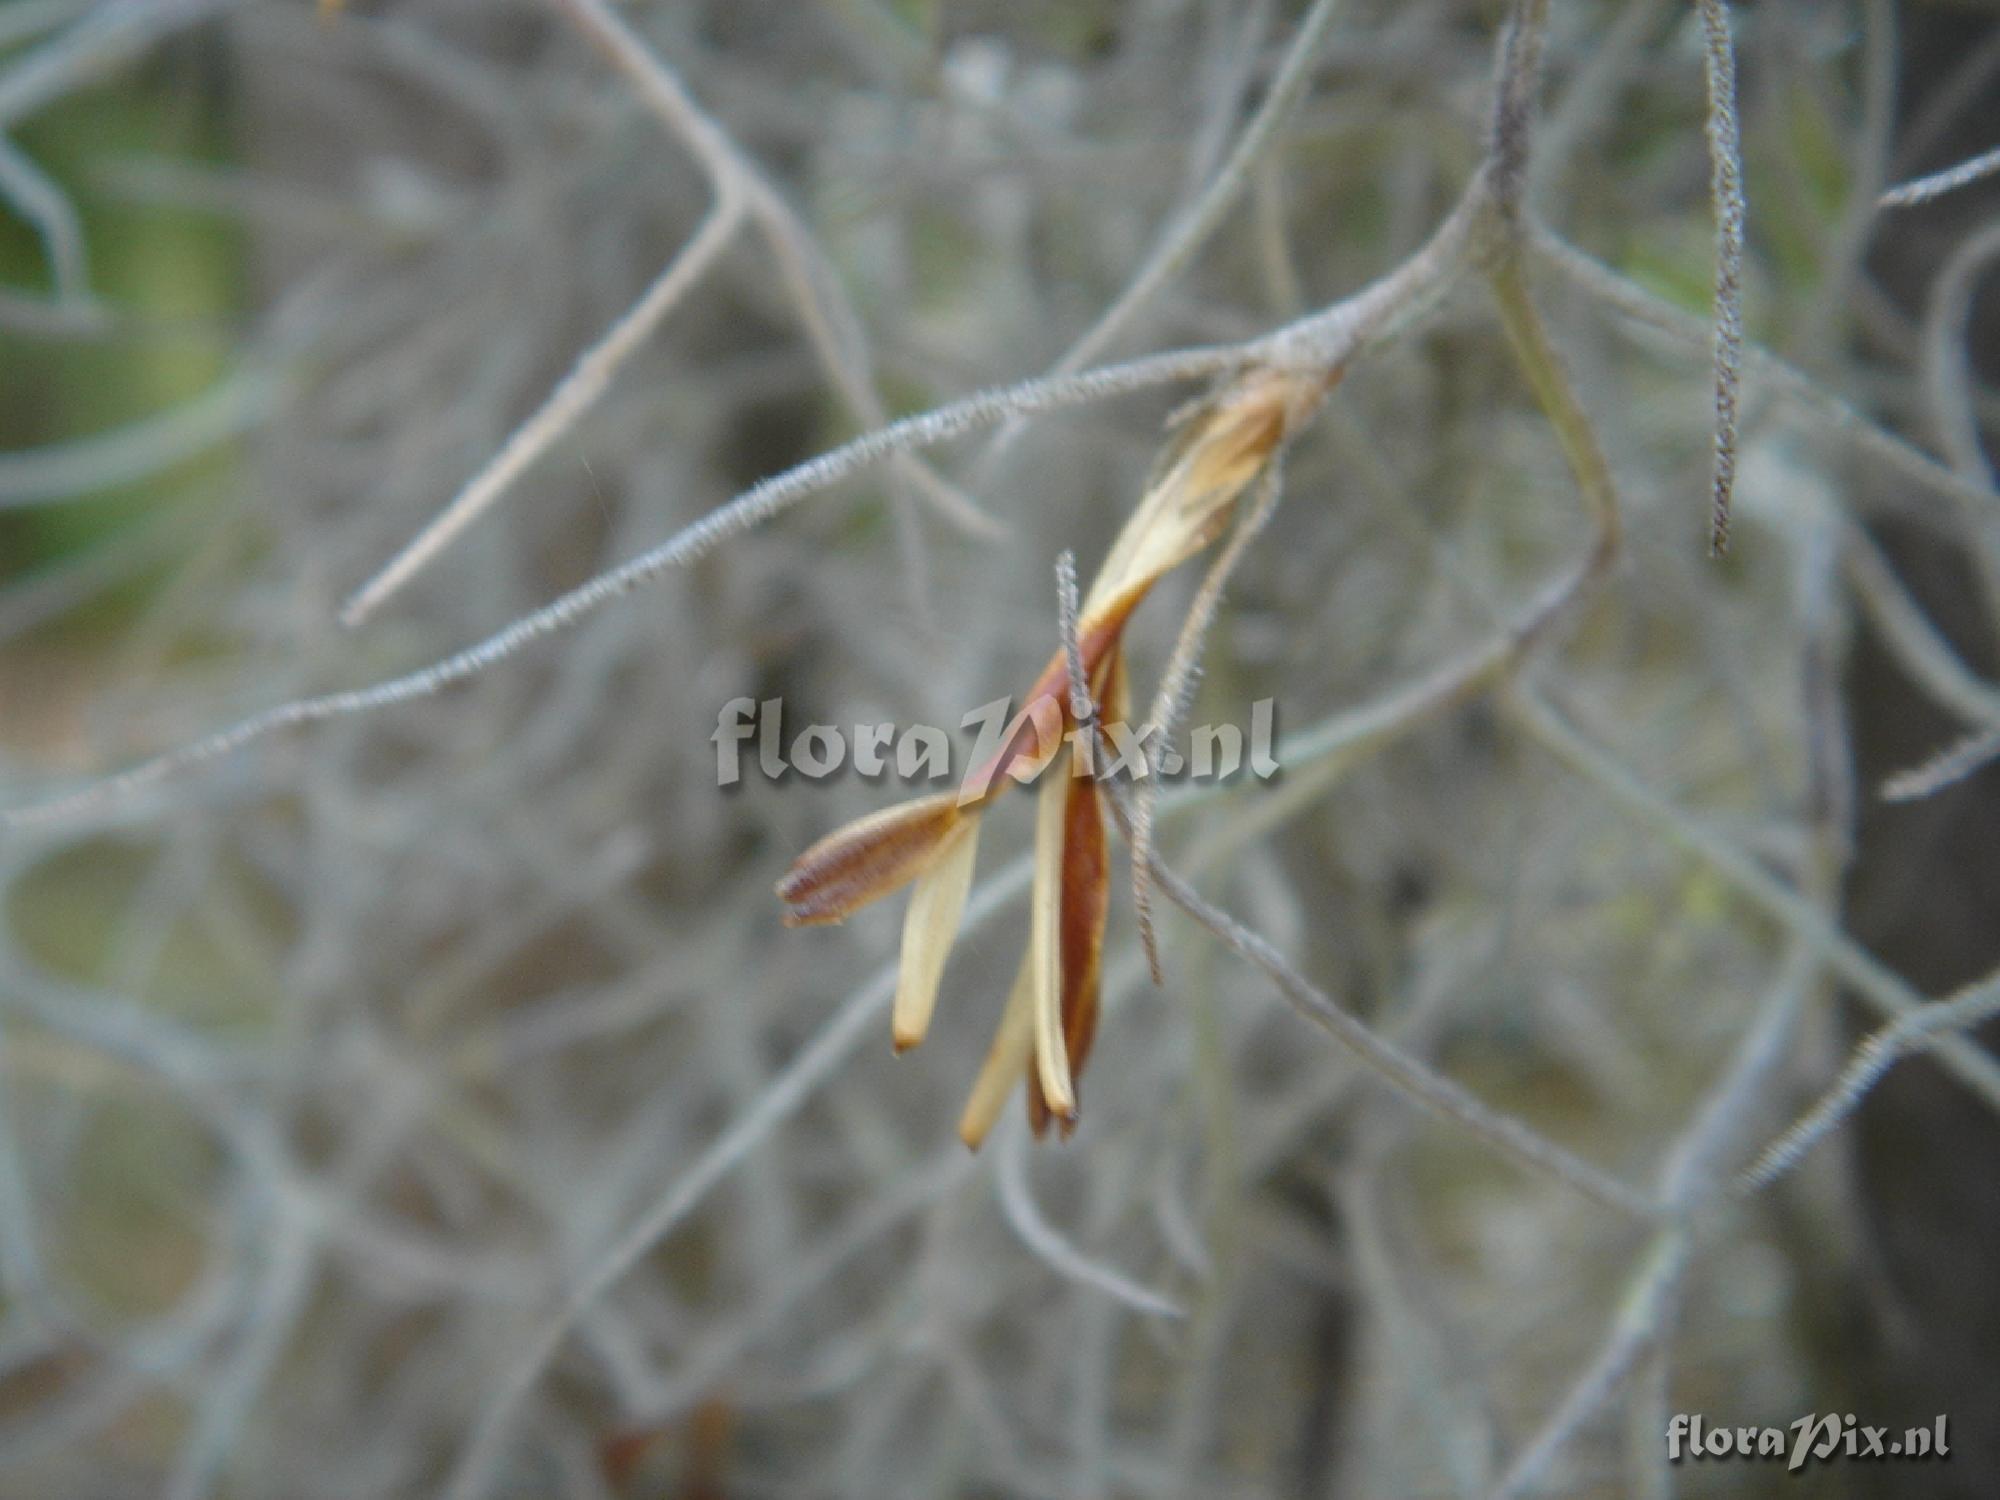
[1057, 768, 1110, 1144]
[776, 791, 964, 926]
[1058, 768, 1109, 1087]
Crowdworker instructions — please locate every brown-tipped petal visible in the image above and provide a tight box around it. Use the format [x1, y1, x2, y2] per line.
[1090, 471, 1243, 612]
[957, 947, 1035, 1150]
[1085, 367, 1333, 614]
[1028, 747, 1077, 1123]
[1193, 365, 1335, 487]
[1058, 768, 1109, 1091]
[1173, 371, 1296, 504]
[777, 791, 963, 926]
[892, 814, 981, 1052]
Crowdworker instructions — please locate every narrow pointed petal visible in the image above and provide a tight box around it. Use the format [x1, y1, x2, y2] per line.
[1085, 368, 1334, 614]
[892, 814, 981, 1052]
[1027, 768, 1112, 1142]
[1029, 748, 1077, 1123]
[957, 947, 1035, 1149]
[1058, 768, 1109, 1090]
[777, 791, 963, 926]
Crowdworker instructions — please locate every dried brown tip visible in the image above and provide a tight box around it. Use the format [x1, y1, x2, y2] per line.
[776, 791, 963, 926]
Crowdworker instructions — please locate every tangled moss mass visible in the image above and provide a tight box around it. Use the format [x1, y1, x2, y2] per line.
[2, 3, 1999, 1497]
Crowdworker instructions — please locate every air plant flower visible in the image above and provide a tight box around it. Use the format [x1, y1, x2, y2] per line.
[778, 365, 1334, 1146]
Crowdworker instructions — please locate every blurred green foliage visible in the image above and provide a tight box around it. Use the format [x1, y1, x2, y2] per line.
[0, 40, 242, 591]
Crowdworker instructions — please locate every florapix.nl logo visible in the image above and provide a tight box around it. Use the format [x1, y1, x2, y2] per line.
[712, 695, 1280, 801]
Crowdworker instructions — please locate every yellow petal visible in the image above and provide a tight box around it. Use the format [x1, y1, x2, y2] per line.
[1029, 747, 1077, 1122]
[956, 947, 1036, 1149]
[892, 814, 981, 1052]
